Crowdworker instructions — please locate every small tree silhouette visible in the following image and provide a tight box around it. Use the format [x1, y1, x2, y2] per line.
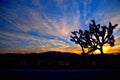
[70, 20, 118, 55]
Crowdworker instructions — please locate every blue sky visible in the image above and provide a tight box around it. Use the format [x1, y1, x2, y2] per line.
[0, 0, 120, 54]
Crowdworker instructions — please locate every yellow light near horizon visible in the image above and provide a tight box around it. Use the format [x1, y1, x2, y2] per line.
[103, 46, 109, 53]
[94, 50, 101, 54]
[94, 46, 109, 54]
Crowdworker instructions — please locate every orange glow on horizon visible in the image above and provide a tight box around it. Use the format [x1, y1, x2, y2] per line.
[0, 45, 120, 54]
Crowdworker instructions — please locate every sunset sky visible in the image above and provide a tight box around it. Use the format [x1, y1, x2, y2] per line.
[0, 0, 120, 54]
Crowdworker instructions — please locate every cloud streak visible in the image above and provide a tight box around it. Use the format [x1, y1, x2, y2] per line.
[0, 0, 120, 54]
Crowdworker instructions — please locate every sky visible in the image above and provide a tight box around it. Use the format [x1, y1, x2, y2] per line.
[0, 0, 120, 54]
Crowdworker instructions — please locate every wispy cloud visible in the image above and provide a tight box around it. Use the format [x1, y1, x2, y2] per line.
[0, 0, 120, 54]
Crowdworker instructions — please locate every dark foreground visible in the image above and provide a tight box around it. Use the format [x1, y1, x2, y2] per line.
[0, 52, 120, 69]
[0, 69, 120, 80]
[0, 52, 120, 79]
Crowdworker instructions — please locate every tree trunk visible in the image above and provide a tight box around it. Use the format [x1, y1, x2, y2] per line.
[81, 46, 85, 54]
[100, 46, 104, 55]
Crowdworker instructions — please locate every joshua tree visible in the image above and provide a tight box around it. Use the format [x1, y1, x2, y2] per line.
[70, 20, 118, 55]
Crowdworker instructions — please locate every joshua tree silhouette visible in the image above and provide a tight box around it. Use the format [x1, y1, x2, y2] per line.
[70, 20, 118, 55]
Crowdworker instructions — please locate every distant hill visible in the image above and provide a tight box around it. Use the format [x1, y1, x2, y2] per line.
[39, 51, 80, 56]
